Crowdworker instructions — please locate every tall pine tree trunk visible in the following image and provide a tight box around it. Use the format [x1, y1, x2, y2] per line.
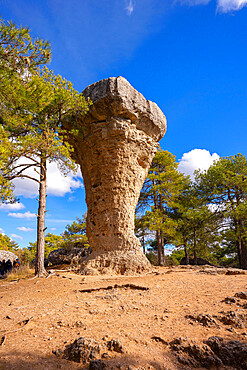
[239, 219, 247, 270]
[193, 229, 197, 265]
[235, 218, 247, 270]
[241, 240, 247, 270]
[142, 234, 145, 254]
[35, 156, 47, 277]
[184, 242, 189, 265]
[237, 235, 247, 270]
[157, 230, 165, 266]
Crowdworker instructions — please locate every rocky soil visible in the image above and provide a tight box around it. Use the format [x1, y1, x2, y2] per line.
[0, 265, 247, 369]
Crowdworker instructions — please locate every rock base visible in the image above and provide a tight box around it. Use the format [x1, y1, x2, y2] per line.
[79, 249, 152, 275]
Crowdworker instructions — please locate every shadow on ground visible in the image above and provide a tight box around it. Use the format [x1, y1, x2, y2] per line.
[0, 350, 169, 370]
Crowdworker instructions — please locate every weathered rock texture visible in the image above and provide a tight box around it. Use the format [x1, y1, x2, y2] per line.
[67, 77, 167, 274]
[48, 246, 92, 266]
[0, 250, 18, 263]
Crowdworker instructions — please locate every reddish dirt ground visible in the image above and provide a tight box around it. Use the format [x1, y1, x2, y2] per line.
[0, 266, 246, 369]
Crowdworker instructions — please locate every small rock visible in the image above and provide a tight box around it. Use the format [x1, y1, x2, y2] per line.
[89, 359, 106, 370]
[63, 337, 104, 364]
[217, 310, 247, 328]
[235, 292, 247, 300]
[52, 348, 63, 357]
[223, 296, 237, 304]
[185, 313, 219, 328]
[226, 269, 246, 275]
[151, 336, 168, 345]
[107, 339, 124, 353]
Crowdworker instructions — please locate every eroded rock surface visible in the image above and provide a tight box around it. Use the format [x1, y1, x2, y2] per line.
[170, 336, 247, 369]
[66, 77, 166, 274]
[63, 337, 104, 364]
[0, 250, 18, 263]
[48, 246, 92, 266]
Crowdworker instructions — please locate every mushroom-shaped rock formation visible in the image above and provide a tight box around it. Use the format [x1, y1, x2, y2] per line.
[68, 77, 167, 274]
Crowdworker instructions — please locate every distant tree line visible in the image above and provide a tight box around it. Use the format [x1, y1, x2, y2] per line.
[135, 149, 247, 270]
[0, 215, 88, 265]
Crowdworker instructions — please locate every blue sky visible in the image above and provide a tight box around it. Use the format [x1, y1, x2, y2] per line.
[0, 0, 247, 248]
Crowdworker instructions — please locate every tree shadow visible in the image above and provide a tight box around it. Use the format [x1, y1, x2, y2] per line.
[0, 349, 168, 370]
[0, 350, 80, 370]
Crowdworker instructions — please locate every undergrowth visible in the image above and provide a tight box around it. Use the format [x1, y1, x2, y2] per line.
[5, 265, 34, 281]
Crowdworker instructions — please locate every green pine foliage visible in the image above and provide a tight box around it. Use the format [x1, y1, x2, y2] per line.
[137, 149, 188, 265]
[0, 233, 19, 252]
[195, 154, 247, 269]
[0, 18, 91, 276]
[136, 150, 247, 269]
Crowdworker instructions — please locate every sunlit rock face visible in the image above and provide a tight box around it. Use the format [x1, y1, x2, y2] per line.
[68, 77, 167, 274]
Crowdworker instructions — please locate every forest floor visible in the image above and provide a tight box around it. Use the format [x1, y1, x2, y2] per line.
[0, 265, 247, 370]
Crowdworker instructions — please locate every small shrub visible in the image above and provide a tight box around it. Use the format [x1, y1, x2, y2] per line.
[164, 255, 179, 266]
[146, 251, 158, 265]
[5, 265, 34, 281]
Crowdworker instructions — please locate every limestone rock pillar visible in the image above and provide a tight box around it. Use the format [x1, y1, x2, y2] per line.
[68, 77, 167, 274]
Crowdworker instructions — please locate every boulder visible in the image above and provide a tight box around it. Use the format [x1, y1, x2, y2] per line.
[170, 336, 247, 369]
[65, 77, 167, 275]
[180, 257, 215, 266]
[48, 246, 92, 266]
[63, 337, 104, 364]
[30, 257, 49, 268]
[205, 336, 247, 369]
[0, 250, 18, 263]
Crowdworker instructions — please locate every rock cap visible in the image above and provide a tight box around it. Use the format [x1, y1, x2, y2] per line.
[82, 76, 167, 141]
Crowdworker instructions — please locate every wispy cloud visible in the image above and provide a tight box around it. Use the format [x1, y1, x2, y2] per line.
[217, 0, 247, 12]
[0, 203, 25, 211]
[8, 211, 36, 219]
[17, 226, 34, 232]
[10, 233, 23, 240]
[125, 0, 134, 15]
[0, 227, 5, 234]
[177, 0, 247, 12]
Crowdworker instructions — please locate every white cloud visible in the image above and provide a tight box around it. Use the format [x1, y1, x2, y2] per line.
[178, 149, 220, 179]
[17, 226, 34, 232]
[125, 0, 134, 15]
[46, 162, 82, 197]
[10, 233, 23, 240]
[217, 0, 247, 12]
[0, 203, 25, 211]
[0, 227, 5, 234]
[12, 158, 83, 198]
[8, 211, 36, 219]
[177, 0, 247, 12]
[50, 227, 56, 231]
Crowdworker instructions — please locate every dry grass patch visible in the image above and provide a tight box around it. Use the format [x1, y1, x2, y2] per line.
[5, 265, 34, 282]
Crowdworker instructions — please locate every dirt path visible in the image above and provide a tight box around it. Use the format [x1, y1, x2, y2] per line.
[0, 266, 246, 369]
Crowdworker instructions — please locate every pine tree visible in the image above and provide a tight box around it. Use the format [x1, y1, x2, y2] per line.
[0, 19, 51, 204]
[195, 154, 247, 269]
[0, 20, 90, 276]
[1, 67, 90, 276]
[137, 150, 187, 265]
